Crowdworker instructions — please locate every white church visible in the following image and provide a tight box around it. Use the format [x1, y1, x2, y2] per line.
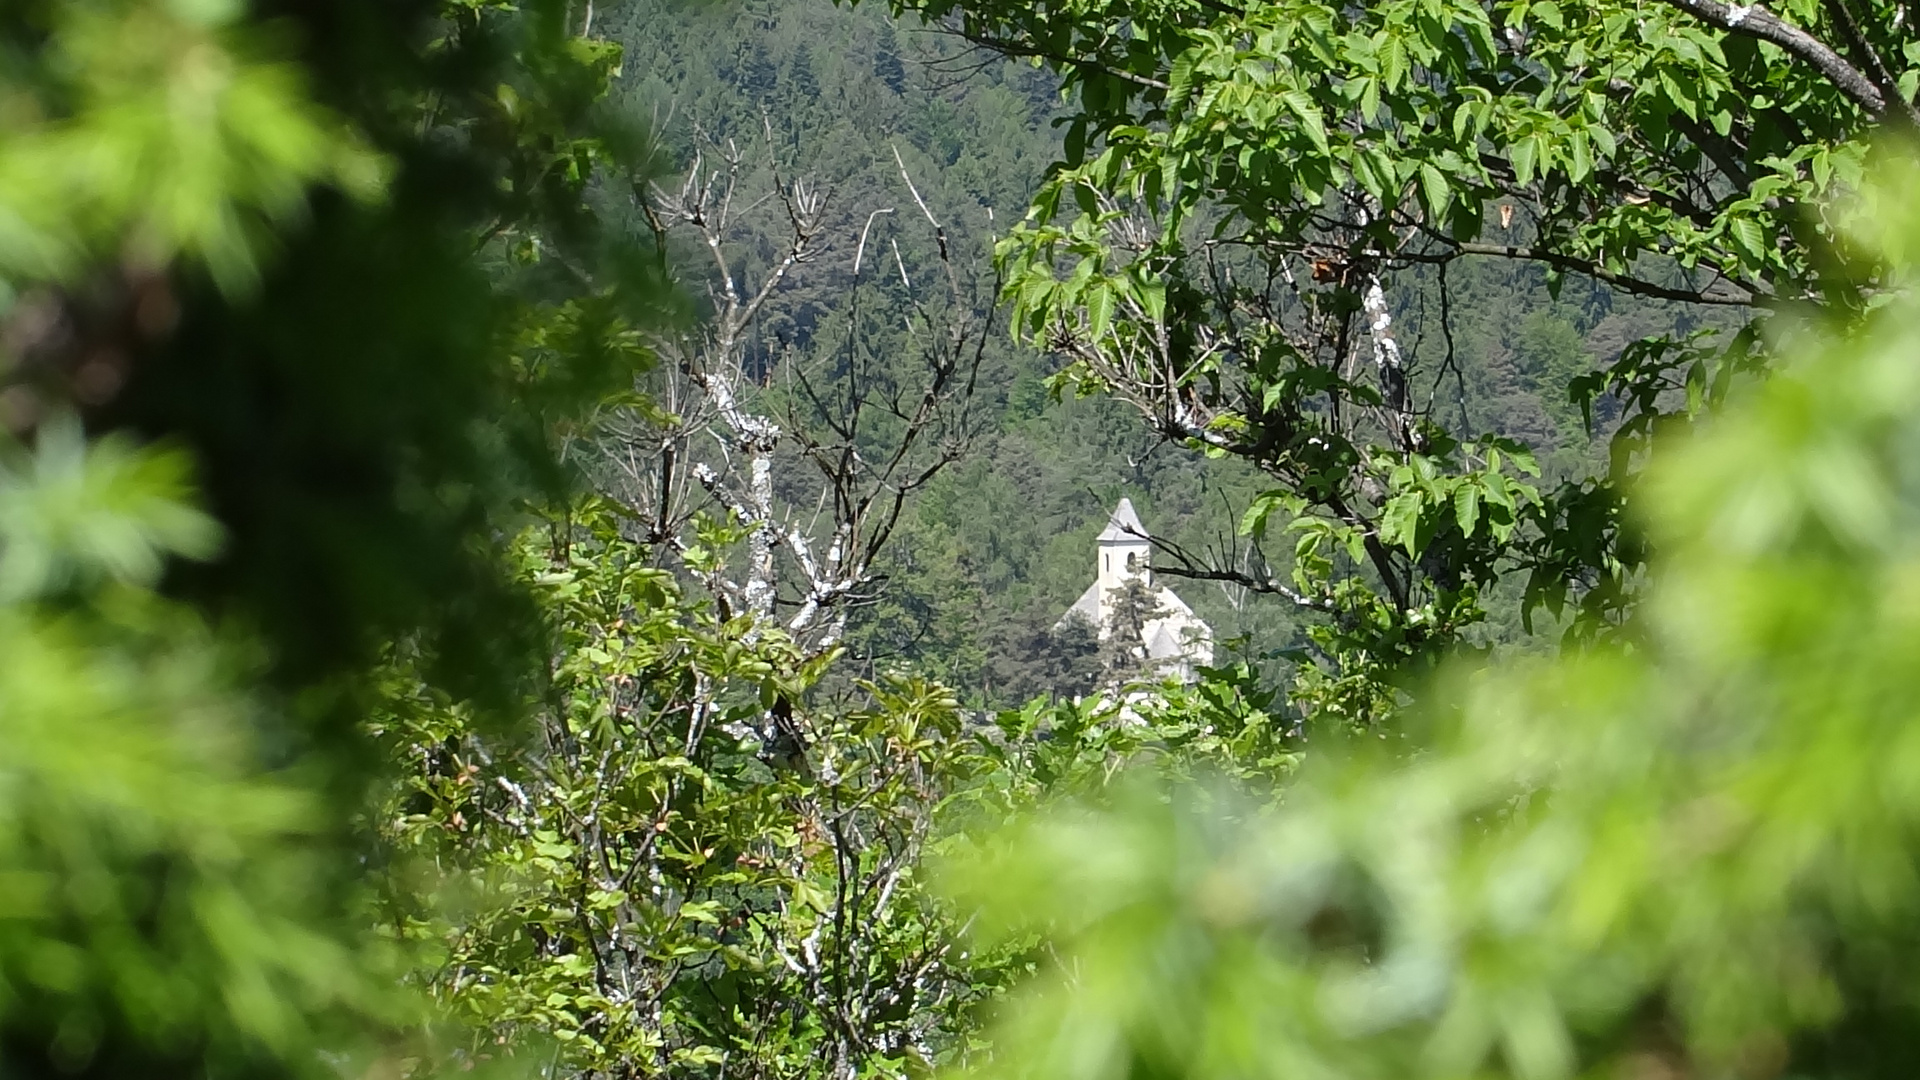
[1059, 498, 1213, 682]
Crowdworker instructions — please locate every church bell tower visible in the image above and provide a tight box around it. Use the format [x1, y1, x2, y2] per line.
[1096, 497, 1152, 599]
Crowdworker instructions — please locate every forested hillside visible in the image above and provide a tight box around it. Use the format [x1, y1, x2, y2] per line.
[593, 0, 1727, 705]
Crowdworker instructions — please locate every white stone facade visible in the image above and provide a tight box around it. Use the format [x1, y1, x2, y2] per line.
[1059, 498, 1214, 682]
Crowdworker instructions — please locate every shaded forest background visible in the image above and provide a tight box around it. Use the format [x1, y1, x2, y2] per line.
[596, 0, 1726, 704]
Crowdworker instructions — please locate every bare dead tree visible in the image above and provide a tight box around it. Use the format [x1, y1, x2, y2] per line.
[441, 128, 1001, 1071]
[589, 129, 992, 660]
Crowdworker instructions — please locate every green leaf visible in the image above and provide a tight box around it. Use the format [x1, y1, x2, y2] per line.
[1567, 131, 1593, 183]
[1659, 69, 1698, 120]
[1420, 163, 1452, 218]
[1086, 283, 1114, 339]
[1728, 216, 1768, 261]
[1455, 483, 1482, 537]
[1379, 492, 1425, 556]
[1281, 90, 1330, 153]
[1242, 491, 1297, 538]
[1381, 34, 1408, 89]
[1139, 277, 1168, 323]
[1512, 136, 1539, 186]
[1167, 51, 1199, 108]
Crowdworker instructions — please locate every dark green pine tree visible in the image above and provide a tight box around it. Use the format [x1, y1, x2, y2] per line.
[734, 39, 778, 97]
[873, 25, 907, 94]
[1098, 578, 1170, 687]
[985, 608, 1103, 704]
[788, 42, 820, 104]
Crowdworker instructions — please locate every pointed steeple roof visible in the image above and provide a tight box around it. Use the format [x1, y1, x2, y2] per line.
[1145, 621, 1183, 659]
[1097, 497, 1148, 544]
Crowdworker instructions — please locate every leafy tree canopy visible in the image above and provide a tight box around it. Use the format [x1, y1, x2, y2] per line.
[942, 151, 1920, 1080]
[878, 0, 1916, 720]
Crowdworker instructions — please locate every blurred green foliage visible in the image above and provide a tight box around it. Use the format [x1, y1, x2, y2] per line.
[0, 419, 401, 1078]
[0, 0, 660, 1075]
[939, 148, 1920, 1080]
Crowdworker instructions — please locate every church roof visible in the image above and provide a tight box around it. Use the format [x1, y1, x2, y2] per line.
[1155, 586, 1196, 618]
[1063, 580, 1103, 625]
[1097, 497, 1147, 544]
[1057, 582, 1201, 633]
[1145, 621, 1183, 659]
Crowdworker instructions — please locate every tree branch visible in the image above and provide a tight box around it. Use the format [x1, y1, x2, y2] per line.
[1653, 0, 1886, 117]
[1819, 0, 1920, 126]
[943, 26, 1170, 91]
[1422, 241, 1765, 306]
